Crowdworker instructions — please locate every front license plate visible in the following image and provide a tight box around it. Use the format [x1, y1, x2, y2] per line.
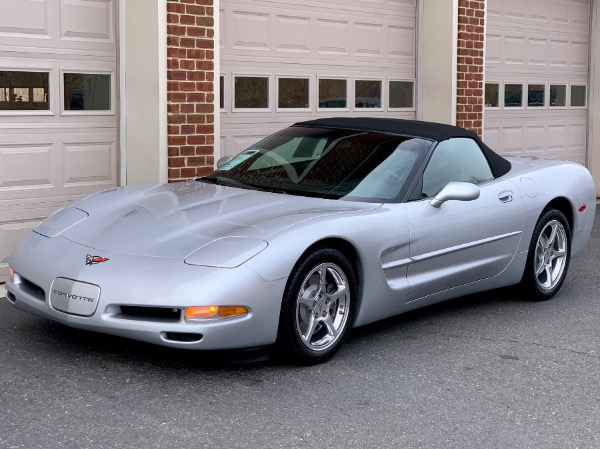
[50, 278, 100, 317]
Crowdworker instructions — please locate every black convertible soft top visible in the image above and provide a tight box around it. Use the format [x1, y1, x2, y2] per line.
[295, 117, 512, 178]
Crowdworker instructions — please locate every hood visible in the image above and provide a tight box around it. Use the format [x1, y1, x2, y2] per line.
[55, 181, 380, 258]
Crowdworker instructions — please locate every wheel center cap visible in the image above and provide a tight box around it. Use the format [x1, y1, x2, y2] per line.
[314, 298, 325, 312]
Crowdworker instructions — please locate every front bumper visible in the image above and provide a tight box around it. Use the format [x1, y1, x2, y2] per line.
[6, 232, 286, 350]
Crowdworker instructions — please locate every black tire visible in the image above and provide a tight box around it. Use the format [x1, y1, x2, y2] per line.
[277, 248, 357, 365]
[520, 208, 572, 301]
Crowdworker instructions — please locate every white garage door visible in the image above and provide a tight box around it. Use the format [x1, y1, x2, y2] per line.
[484, 0, 590, 164]
[0, 0, 118, 282]
[220, 0, 418, 157]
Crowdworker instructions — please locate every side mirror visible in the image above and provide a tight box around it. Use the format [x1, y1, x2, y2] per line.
[429, 181, 480, 208]
[216, 156, 234, 169]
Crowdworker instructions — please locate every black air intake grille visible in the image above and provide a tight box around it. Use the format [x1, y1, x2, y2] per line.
[118, 306, 182, 322]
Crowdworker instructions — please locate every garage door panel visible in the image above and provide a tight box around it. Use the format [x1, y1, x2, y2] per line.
[486, 34, 501, 66]
[274, 15, 311, 54]
[484, 127, 500, 150]
[59, 0, 114, 43]
[223, 1, 415, 64]
[316, 19, 350, 56]
[489, 34, 589, 72]
[528, 0, 549, 21]
[0, 130, 117, 200]
[571, 41, 589, 68]
[529, 38, 547, 65]
[64, 141, 115, 185]
[266, 0, 415, 15]
[486, 113, 587, 162]
[551, 1, 570, 23]
[231, 10, 269, 51]
[505, 36, 526, 65]
[490, 0, 589, 30]
[0, 0, 115, 54]
[0, 194, 82, 217]
[389, 26, 415, 58]
[548, 125, 568, 149]
[355, 23, 384, 57]
[504, 0, 526, 19]
[0, 0, 49, 38]
[525, 126, 546, 151]
[550, 39, 569, 67]
[0, 144, 54, 189]
[573, 0, 591, 25]
[502, 127, 524, 153]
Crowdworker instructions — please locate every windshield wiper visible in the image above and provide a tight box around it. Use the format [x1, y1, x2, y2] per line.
[195, 176, 219, 184]
[196, 176, 259, 191]
[197, 176, 289, 195]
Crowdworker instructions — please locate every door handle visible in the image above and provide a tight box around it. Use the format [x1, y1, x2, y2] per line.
[498, 190, 514, 203]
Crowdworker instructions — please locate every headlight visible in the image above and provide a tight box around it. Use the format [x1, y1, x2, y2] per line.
[184, 237, 267, 268]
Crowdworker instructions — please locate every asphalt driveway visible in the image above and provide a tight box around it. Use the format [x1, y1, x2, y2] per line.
[1, 210, 600, 449]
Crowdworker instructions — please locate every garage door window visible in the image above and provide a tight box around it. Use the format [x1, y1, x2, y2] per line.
[389, 81, 414, 109]
[550, 85, 567, 107]
[0, 71, 49, 111]
[278, 77, 309, 110]
[318, 78, 347, 109]
[234, 76, 269, 110]
[485, 83, 499, 108]
[527, 84, 545, 107]
[504, 84, 523, 107]
[355, 80, 382, 109]
[63, 73, 111, 112]
[571, 85, 587, 108]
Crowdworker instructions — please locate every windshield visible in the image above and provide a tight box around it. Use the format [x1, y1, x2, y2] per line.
[206, 126, 432, 202]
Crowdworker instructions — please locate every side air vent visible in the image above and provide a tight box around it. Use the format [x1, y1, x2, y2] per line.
[163, 332, 204, 343]
[6, 291, 16, 303]
[19, 277, 45, 302]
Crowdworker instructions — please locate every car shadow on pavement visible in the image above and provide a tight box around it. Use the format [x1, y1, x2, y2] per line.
[5, 284, 532, 371]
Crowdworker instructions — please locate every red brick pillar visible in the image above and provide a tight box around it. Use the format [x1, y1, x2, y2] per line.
[456, 0, 485, 137]
[166, 0, 216, 182]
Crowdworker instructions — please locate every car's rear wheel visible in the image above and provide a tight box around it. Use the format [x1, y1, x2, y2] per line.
[521, 208, 571, 300]
[277, 248, 357, 365]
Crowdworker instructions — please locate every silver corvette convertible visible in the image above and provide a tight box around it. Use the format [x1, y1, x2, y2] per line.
[6, 118, 596, 364]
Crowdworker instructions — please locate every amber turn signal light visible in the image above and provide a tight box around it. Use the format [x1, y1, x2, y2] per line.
[185, 305, 248, 320]
[9, 267, 15, 283]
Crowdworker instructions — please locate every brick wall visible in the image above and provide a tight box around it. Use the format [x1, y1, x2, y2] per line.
[167, 0, 215, 182]
[456, 0, 485, 137]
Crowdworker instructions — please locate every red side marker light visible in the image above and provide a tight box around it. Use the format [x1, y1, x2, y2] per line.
[578, 204, 587, 212]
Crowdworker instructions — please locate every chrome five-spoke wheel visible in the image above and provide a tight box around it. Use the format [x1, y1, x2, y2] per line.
[295, 262, 350, 351]
[534, 220, 568, 291]
[278, 248, 357, 364]
[522, 208, 571, 300]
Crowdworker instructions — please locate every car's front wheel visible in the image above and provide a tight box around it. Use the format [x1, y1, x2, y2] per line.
[277, 248, 357, 365]
[521, 208, 571, 300]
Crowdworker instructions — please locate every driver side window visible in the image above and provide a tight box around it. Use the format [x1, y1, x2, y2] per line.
[421, 138, 494, 198]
